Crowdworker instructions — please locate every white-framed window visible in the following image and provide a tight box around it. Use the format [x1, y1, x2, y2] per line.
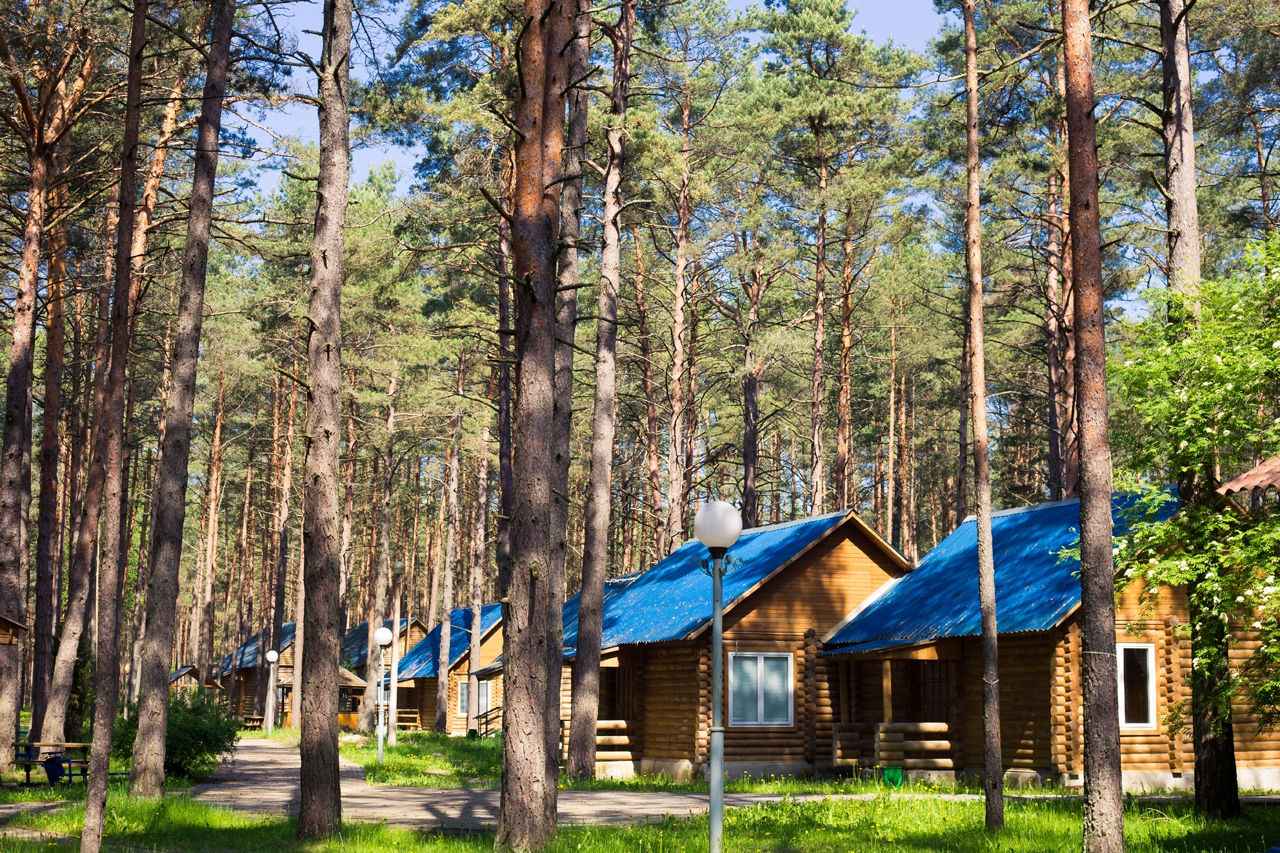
[1117, 643, 1157, 730]
[729, 652, 793, 727]
[458, 680, 490, 716]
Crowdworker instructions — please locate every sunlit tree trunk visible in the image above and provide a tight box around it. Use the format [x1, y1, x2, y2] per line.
[297, 0, 351, 836]
[962, 0, 1004, 830]
[1062, 1, 1125, 849]
[436, 358, 464, 733]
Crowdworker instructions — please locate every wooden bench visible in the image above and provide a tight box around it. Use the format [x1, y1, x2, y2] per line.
[12, 742, 91, 785]
[396, 709, 421, 731]
[241, 715, 264, 731]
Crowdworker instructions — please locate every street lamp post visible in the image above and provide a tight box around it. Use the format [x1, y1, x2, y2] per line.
[694, 500, 742, 853]
[388, 560, 406, 747]
[374, 625, 394, 765]
[265, 649, 279, 735]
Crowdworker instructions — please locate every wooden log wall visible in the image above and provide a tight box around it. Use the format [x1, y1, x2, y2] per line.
[641, 641, 701, 762]
[958, 633, 1054, 774]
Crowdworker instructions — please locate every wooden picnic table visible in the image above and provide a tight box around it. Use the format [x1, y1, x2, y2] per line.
[12, 741, 91, 785]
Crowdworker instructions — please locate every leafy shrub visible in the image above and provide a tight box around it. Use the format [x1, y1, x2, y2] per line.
[113, 691, 239, 780]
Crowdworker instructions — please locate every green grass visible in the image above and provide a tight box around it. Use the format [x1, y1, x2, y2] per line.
[239, 726, 303, 747]
[7, 791, 1280, 852]
[341, 731, 988, 795]
[341, 731, 502, 788]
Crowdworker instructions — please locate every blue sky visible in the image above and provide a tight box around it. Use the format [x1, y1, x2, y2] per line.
[242, 0, 945, 188]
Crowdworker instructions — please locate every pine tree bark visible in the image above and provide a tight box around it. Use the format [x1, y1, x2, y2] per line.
[338, 388, 357, 630]
[498, 0, 572, 839]
[31, 166, 68, 743]
[269, 367, 298, 725]
[82, 2, 147, 847]
[360, 366, 396, 730]
[545, 0, 588, 766]
[435, 357, 464, 732]
[634, 233, 664, 559]
[297, 0, 351, 836]
[1158, 0, 1239, 818]
[1062, 1, 1125, 848]
[835, 204, 857, 511]
[664, 100, 694, 552]
[962, 0, 1004, 830]
[130, 0, 234, 794]
[810, 143, 828, 515]
[0, 23, 98, 768]
[568, 0, 632, 778]
[467, 439, 490, 733]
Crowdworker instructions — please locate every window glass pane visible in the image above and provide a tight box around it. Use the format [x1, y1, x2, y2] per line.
[479, 681, 490, 714]
[458, 681, 469, 715]
[1122, 647, 1150, 725]
[731, 656, 759, 724]
[761, 657, 791, 723]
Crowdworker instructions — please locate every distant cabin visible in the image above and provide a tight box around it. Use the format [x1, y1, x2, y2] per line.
[823, 494, 1280, 791]
[218, 617, 426, 728]
[0, 614, 25, 647]
[393, 604, 504, 735]
[493, 510, 908, 781]
[168, 665, 223, 693]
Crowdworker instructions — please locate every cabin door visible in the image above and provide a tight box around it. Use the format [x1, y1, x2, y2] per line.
[921, 661, 949, 723]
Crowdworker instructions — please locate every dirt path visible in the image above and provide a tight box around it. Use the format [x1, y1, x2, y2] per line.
[188, 738, 799, 831]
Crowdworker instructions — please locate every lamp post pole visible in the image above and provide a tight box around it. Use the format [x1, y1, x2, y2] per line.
[709, 545, 727, 853]
[694, 500, 742, 853]
[265, 649, 279, 735]
[373, 625, 393, 765]
[388, 561, 405, 746]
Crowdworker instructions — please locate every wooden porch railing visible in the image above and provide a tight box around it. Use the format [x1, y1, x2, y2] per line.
[874, 721, 954, 770]
[476, 706, 502, 737]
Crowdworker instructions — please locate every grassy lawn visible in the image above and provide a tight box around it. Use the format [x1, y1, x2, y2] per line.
[6, 791, 1280, 852]
[339, 731, 987, 795]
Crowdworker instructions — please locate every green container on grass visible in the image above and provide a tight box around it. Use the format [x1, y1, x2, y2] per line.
[882, 766, 904, 788]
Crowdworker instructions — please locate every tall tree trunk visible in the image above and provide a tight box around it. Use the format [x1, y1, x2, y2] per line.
[30, 164, 68, 743]
[1158, 0, 1239, 818]
[886, 316, 897, 542]
[738, 265, 764, 529]
[568, 0, 632, 779]
[495, 156, 515, 602]
[498, 0, 572, 839]
[297, 0, 351, 836]
[360, 366, 397, 730]
[962, 0, 1004, 830]
[270, 366, 298, 725]
[436, 358, 464, 733]
[835, 204, 856, 511]
[1046, 161, 1066, 501]
[82, 2, 147, 847]
[810, 144, 828, 515]
[0, 144, 50, 778]
[196, 371, 226, 678]
[426, 496, 445, 632]
[130, 0, 233, 793]
[634, 232, 664, 559]
[546, 0, 589, 767]
[956, 299, 970, 529]
[664, 103, 694, 553]
[338, 388, 357, 630]
[1062, 1, 1125, 849]
[467, 439, 490, 733]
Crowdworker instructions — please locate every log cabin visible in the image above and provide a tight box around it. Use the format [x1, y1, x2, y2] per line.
[217, 617, 426, 726]
[0, 614, 24, 647]
[822, 494, 1280, 791]
[498, 510, 910, 781]
[168, 665, 224, 693]
[393, 603, 503, 735]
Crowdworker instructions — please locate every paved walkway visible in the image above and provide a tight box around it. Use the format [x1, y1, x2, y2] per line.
[189, 738, 791, 830]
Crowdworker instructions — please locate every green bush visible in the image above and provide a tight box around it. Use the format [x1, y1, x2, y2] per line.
[113, 691, 239, 780]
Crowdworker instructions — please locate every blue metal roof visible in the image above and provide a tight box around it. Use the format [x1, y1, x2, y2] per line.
[824, 493, 1177, 651]
[391, 604, 503, 682]
[218, 622, 296, 676]
[562, 511, 857, 654]
[342, 618, 412, 670]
